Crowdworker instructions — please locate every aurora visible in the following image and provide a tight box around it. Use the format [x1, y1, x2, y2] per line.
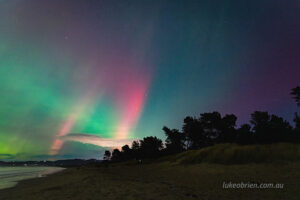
[0, 0, 299, 160]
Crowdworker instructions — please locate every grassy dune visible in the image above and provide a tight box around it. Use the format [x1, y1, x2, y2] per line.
[1, 143, 300, 200]
[165, 143, 300, 164]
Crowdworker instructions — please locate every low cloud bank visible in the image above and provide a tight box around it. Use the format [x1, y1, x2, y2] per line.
[61, 133, 135, 148]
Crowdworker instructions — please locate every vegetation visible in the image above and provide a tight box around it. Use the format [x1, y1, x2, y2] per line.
[165, 143, 300, 164]
[105, 86, 300, 162]
[103, 150, 111, 161]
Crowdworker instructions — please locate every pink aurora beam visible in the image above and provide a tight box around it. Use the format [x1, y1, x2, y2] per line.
[114, 83, 149, 139]
[50, 89, 99, 155]
[49, 52, 152, 155]
[50, 115, 77, 155]
[107, 59, 151, 140]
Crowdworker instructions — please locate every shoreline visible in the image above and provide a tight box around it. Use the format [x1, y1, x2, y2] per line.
[0, 166, 65, 190]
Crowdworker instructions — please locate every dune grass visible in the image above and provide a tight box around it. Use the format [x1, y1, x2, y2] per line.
[166, 143, 300, 164]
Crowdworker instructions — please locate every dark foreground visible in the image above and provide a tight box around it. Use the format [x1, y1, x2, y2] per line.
[0, 161, 300, 200]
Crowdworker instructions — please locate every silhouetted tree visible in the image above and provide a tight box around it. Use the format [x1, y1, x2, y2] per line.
[250, 111, 293, 143]
[103, 150, 111, 161]
[122, 144, 131, 153]
[183, 116, 206, 149]
[236, 124, 253, 144]
[291, 86, 300, 106]
[199, 112, 222, 143]
[140, 136, 163, 158]
[198, 112, 237, 144]
[218, 114, 237, 143]
[250, 111, 271, 143]
[163, 126, 185, 154]
[132, 140, 140, 150]
[131, 141, 141, 160]
[269, 115, 293, 142]
[183, 112, 237, 149]
[111, 149, 122, 161]
[121, 144, 132, 160]
[131, 140, 141, 160]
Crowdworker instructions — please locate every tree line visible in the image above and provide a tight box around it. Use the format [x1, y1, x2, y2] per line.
[103, 86, 300, 161]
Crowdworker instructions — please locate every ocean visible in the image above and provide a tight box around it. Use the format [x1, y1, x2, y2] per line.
[0, 167, 64, 190]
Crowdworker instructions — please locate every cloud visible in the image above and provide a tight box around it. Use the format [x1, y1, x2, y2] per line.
[0, 135, 136, 161]
[61, 133, 135, 148]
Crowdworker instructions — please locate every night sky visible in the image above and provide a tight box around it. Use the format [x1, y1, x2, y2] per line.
[0, 0, 299, 160]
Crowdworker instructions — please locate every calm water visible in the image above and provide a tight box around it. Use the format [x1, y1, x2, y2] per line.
[0, 167, 64, 190]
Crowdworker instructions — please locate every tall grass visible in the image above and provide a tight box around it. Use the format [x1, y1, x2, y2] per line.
[169, 143, 300, 164]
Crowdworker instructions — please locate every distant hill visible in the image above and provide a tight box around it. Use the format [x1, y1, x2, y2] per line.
[0, 159, 101, 167]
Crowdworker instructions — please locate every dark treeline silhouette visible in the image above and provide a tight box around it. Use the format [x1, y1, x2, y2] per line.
[107, 136, 163, 161]
[104, 87, 300, 161]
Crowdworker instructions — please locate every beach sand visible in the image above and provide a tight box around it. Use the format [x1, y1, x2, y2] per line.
[0, 161, 299, 200]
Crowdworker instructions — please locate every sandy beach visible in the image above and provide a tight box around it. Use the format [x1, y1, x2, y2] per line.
[0, 167, 65, 190]
[0, 161, 300, 200]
